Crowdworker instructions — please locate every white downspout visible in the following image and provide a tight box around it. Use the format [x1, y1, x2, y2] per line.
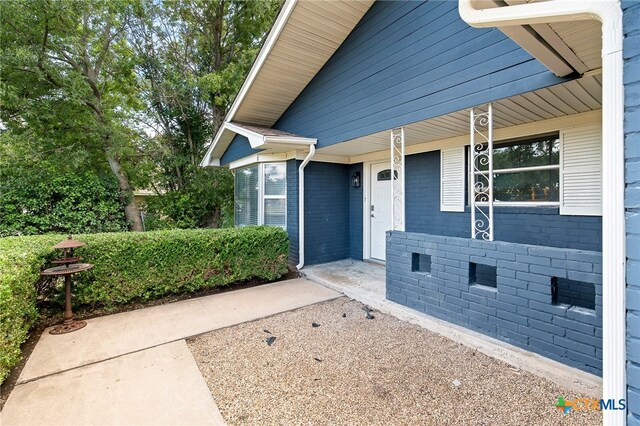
[459, 1, 625, 425]
[296, 145, 315, 270]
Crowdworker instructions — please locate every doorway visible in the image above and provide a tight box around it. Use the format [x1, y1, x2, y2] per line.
[368, 162, 392, 261]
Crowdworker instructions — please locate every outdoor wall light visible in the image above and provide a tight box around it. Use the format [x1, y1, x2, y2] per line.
[351, 172, 361, 188]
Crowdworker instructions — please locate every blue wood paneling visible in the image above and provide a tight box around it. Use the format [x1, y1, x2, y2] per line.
[220, 134, 261, 166]
[623, 1, 640, 422]
[274, 1, 570, 148]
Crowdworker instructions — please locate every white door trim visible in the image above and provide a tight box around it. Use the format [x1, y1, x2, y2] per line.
[363, 159, 390, 261]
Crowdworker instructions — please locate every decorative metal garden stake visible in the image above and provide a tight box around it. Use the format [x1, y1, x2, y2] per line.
[41, 235, 94, 335]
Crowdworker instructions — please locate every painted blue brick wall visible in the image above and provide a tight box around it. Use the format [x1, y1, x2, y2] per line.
[304, 162, 351, 265]
[624, 1, 640, 423]
[386, 231, 603, 375]
[405, 151, 602, 252]
[286, 159, 299, 266]
[349, 163, 364, 260]
[220, 134, 261, 166]
[273, 1, 569, 148]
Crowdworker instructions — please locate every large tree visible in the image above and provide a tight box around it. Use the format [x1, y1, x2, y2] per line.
[128, 0, 281, 228]
[1, 0, 145, 230]
[1, 0, 282, 233]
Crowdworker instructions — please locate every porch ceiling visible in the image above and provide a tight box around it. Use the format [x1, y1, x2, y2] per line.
[315, 73, 602, 158]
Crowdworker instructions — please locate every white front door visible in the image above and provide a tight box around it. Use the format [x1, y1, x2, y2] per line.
[369, 162, 392, 261]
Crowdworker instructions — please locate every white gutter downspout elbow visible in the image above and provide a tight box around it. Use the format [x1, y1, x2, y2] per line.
[296, 145, 315, 270]
[459, 1, 625, 424]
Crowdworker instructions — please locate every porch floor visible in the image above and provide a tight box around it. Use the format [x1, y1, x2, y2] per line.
[302, 259, 601, 396]
[302, 259, 385, 306]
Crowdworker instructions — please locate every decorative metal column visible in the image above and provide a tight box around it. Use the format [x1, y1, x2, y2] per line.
[391, 127, 405, 231]
[470, 104, 494, 241]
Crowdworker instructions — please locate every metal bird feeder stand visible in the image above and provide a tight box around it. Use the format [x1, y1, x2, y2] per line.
[41, 236, 93, 335]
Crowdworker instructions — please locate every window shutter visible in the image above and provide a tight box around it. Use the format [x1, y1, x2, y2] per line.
[440, 146, 465, 212]
[560, 124, 602, 216]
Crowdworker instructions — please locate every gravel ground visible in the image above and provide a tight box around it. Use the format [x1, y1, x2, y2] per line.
[188, 297, 601, 426]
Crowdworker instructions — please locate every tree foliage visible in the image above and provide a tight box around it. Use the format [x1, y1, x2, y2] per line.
[0, 0, 146, 230]
[0, 0, 281, 234]
[128, 0, 281, 229]
[0, 153, 127, 237]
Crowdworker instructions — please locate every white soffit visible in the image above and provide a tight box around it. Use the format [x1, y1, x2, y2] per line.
[317, 74, 602, 158]
[547, 20, 602, 71]
[481, 0, 602, 76]
[232, 0, 374, 127]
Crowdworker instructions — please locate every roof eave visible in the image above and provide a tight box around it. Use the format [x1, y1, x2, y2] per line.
[200, 121, 316, 168]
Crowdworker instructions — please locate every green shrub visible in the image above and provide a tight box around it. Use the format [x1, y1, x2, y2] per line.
[0, 227, 288, 384]
[0, 234, 59, 385]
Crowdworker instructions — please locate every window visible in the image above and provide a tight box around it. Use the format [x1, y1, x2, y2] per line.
[473, 133, 560, 204]
[235, 165, 259, 227]
[377, 169, 398, 181]
[234, 163, 286, 228]
[263, 163, 286, 227]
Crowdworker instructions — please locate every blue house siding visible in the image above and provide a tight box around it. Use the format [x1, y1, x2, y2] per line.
[220, 134, 261, 166]
[286, 159, 300, 266]
[304, 162, 351, 265]
[349, 163, 364, 260]
[624, 1, 640, 423]
[274, 1, 569, 148]
[405, 151, 602, 252]
[386, 232, 603, 375]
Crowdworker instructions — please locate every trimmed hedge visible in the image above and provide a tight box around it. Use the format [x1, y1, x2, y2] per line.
[0, 226, 288, 384]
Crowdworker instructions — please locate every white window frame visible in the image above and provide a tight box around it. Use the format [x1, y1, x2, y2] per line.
[469, 134, 561, 207]
[235, 162, 287, 228]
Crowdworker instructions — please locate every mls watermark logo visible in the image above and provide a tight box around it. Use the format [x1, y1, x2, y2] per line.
[555, 396, 626, 413]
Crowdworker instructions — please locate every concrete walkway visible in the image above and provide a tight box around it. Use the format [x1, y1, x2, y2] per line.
[2, 279, 340, 425]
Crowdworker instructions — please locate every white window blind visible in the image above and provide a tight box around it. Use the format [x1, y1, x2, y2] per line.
[235, 164, 259, 226]
[263, 163, 286, 227]
[559, 124, 602, 216]
[441, 146, 466, 212]
[234, 163, 287, 228]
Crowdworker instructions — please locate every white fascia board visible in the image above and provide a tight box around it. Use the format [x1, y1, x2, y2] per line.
[228, 151, 304, 170]
[226, 123, 316, 148]
[226, 0, 297, 123]
[200, 0, 297, 168]
[264, 136, 316, 146]
[229, 154, 286, 170]
[200, 125, 230, 167]
[199, 120, 316, 167]
[228, 150, 348, 170]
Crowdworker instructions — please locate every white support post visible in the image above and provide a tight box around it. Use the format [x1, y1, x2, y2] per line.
[391, 127, 405, 232]
[470, 103, 494, 241]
